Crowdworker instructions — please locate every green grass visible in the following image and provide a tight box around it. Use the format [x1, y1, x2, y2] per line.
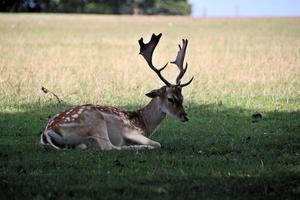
[0, 14, 300, 199]
[1, 99, 299, 199]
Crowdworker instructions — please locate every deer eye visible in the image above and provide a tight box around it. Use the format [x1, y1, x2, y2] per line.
[168, 98, 175, 104]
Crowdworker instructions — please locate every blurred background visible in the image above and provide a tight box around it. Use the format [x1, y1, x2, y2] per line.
[1, 0, 300, 17]
[0, 0, 192, 15]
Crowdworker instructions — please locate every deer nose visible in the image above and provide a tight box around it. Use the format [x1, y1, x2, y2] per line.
[181, 113, 189, 122]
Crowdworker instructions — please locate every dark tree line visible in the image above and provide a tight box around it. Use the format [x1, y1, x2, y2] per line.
[0, 0, 191, 15]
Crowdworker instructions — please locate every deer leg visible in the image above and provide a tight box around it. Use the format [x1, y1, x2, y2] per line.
[84, 135, 120, 150]
[120, 145, 156, 150]
[87, 114, 121, 150]
[124, 133, 161, 149]
[42, 129, 66, 149]
[47, 110, 120, 150]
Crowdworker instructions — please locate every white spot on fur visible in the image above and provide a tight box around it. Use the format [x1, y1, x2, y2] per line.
[72, 114, 78, 118]
[65, 117, 71, 122]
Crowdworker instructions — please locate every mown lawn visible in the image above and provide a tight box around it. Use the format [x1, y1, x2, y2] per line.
[0, 14, 299, 199]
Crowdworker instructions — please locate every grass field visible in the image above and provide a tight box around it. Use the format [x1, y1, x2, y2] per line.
[0, 14, 300, 199]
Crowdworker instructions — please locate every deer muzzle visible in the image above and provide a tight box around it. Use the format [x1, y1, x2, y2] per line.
[180, 113, 189, 122]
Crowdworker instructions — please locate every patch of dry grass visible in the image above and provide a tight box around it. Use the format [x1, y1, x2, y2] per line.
[0, 14, 299, 109]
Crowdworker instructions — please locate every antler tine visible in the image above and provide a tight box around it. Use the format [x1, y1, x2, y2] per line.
[139, 33, 171, 86]
[175, 62, 188, 85]
[171, 39, 193, 86]
[180, 76, 194, 87]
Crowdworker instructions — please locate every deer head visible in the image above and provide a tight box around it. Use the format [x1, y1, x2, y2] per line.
[139, 33, 193, 122]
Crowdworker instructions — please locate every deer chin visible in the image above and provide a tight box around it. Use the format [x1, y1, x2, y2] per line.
[181, 116, 189, 122]
[162, 109, 186, 123]
[175, 115, 189, 123]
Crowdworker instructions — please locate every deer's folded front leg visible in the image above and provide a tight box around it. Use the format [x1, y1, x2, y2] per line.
[120, 145, 156, 150]
[123, 132, 161, 149]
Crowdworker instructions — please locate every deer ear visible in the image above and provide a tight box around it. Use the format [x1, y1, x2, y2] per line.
[145, 89, 162, 98]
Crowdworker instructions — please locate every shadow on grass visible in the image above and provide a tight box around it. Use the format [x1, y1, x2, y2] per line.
[0, 101, 299, 199]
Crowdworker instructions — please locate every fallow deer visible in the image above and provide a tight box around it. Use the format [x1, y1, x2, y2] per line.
[40, 33, 193, 150]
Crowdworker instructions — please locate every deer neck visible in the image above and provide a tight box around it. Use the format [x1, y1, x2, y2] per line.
[138, 98, 166, 137]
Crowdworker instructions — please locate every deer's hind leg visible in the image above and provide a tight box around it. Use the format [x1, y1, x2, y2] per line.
[42, 107, 119, 150]
[85, 109, 121, 150]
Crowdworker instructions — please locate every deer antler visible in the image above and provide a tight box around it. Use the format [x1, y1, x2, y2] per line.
[171, 39, 194, 87]
[139, 33, 171, 86]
